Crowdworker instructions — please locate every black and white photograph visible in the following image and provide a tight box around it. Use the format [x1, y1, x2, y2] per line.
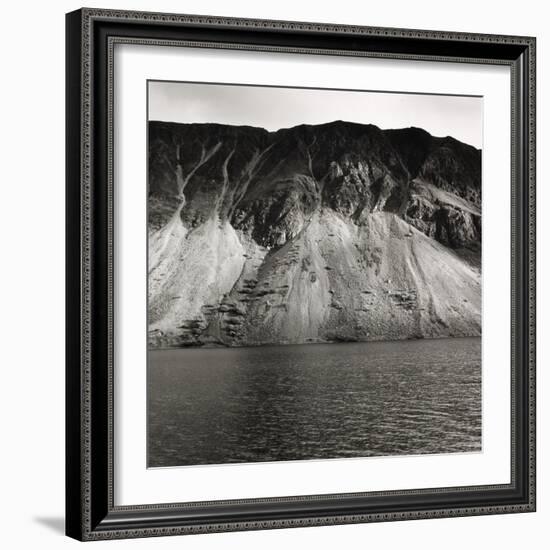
[59, 4, 537, 542]
[147, 81, 483, 468]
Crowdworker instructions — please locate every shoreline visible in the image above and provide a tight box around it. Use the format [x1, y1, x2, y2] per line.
[148, 333, 482, 353]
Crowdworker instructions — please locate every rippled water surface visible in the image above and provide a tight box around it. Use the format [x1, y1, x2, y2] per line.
[148, 338, 481, 467]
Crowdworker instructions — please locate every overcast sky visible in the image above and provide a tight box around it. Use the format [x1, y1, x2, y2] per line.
[148, 80, 482, 149]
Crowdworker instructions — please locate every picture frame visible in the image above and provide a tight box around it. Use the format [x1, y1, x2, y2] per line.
[65, 7, 536, 541]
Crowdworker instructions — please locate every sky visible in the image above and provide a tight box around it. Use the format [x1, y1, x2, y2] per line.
[148, 80, 482, 149]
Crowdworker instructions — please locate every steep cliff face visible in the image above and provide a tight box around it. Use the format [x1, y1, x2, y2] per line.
[148, 120, 481, 348]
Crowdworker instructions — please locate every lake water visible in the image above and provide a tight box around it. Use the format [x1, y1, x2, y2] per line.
[148, 337, 481, 467]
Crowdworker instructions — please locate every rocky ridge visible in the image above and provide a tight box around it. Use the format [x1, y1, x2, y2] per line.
[148, 120, 481, 348]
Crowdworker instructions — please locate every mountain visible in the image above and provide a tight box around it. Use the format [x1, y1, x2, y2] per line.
[148, 120, 481, 348]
